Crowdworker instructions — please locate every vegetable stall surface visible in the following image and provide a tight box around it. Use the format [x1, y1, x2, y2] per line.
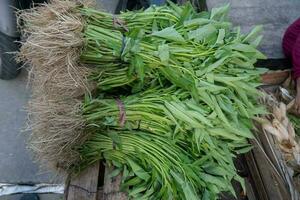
[18, 1, 267, 199]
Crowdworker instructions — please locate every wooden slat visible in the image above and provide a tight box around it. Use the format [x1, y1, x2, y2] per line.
[100, 165, 127, 200]
[244, 178, 257, 200]
[260, 70, 290, 85]
[244, 149, 269, 200]
[258, 127, 298, 200]
[246, 135, 291, 200]
[66, 161, 100, 200]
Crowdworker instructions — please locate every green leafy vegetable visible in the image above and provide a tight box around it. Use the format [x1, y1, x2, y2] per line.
[76, 2, 267, 199]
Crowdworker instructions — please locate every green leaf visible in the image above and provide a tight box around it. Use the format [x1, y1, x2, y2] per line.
[162, 107, 184, 132]
[112, 160, 122, 168]
[236, 145, 253, 154]
[170, 170, 184, 184]
[234, 175, 246, 192]
[209, 128, 241, 141]
[182, 183, 198, 200]
[152, 27, 185, 42]
[227, 183, 237, 198]
[127, 159, 150, 181]
[243, 25, 263, 43]
[202, 189, 210, 200]
[167, 0, 183, 16]
[133, 55, 145, 83]
[216, 29, 225, 44]
[122, 176, 142, 187]
[165, 102, 203, 128]
[210, 4, 230, 21]
[200, 173, 227, 188]
[140, 186, 155, 199]
[204, 165, 229, 177]
[158, 44, 170, 64]
[171, 171, 198, 200]
[227, 125, 254, 139]
[206, 73, 214, 83]
[198, 91, 214, 108]
[234, 97, 250, 118]
[194, 128, 205, 151]
[184, 18, 211, 27]
[206, 56, 228, 73]
[255, 50, 267, 59]
[122, 165, 129, 182]
[121, 37, 132, 58]
[177, 3, 193, 26]
[152, 19, 158, 32]
[187, 110, 213, 127]
[108, 168, 122, 178]
[250, 35, 263, 47]
[84, 93, 91, 105]
[229, 43, 258, 53]
[129, 184, 148, 196]
[211, 95, 230, 126]
[188, 24, 217, 41]
[107, 132, 122, 148]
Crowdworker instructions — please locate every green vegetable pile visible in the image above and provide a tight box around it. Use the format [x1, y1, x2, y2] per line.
[75, 3, 267, 199]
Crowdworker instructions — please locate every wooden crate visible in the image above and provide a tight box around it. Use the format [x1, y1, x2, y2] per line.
[64, 132, 300, 200]
[65, 161, 127, 200]
[243, 124, 299, 200]
[261, 69, 290, 85]
[64, 159, 260, 200]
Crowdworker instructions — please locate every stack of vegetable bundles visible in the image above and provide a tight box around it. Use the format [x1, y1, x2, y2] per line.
[18, 1, 267, 199]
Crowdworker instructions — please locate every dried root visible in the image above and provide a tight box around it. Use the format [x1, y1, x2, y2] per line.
[17, 0, 94, 172]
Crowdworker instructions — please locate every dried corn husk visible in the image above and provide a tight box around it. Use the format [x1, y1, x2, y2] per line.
[259, 91, 300, 162]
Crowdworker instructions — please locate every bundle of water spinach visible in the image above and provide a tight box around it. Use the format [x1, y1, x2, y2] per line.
[77, 3, 267, 199]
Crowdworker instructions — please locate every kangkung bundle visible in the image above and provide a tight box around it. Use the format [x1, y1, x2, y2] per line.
[18, 1, 267, 199]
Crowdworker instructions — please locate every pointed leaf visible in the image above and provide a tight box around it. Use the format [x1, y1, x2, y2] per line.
[210, 4, 230, 21]
[158, 44, 170, 64]
[127, 159, 150, 181]
[216, 29, 225, 44]
[152, 27, 185, 42]
[243, 25, 263, 43]
[188, 24, 217, 41]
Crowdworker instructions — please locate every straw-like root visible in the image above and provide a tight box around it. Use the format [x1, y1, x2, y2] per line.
[17, 0, 94, 172]
[17, 0, 91, 96]
[27, 97, 87, 171]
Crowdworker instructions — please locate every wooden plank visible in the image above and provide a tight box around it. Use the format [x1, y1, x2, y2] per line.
[244, 178, 257, 200]
[233, 155, 258, 200]
[247, 135, 290, 200]
[66, 161, 100, 200]
[244, 150, 269, 200]
[259, 127, 299, 200]
[257, 128, 289, 184]
[260, 70, 290, 85]
[100, 165, 127, 200]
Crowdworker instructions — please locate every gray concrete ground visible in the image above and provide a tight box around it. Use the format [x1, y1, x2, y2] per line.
[0, 70, 62, 199]
[207, 0, 300, 58]
[0, 70, 56, 184]
[96, 0, 119, 12]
